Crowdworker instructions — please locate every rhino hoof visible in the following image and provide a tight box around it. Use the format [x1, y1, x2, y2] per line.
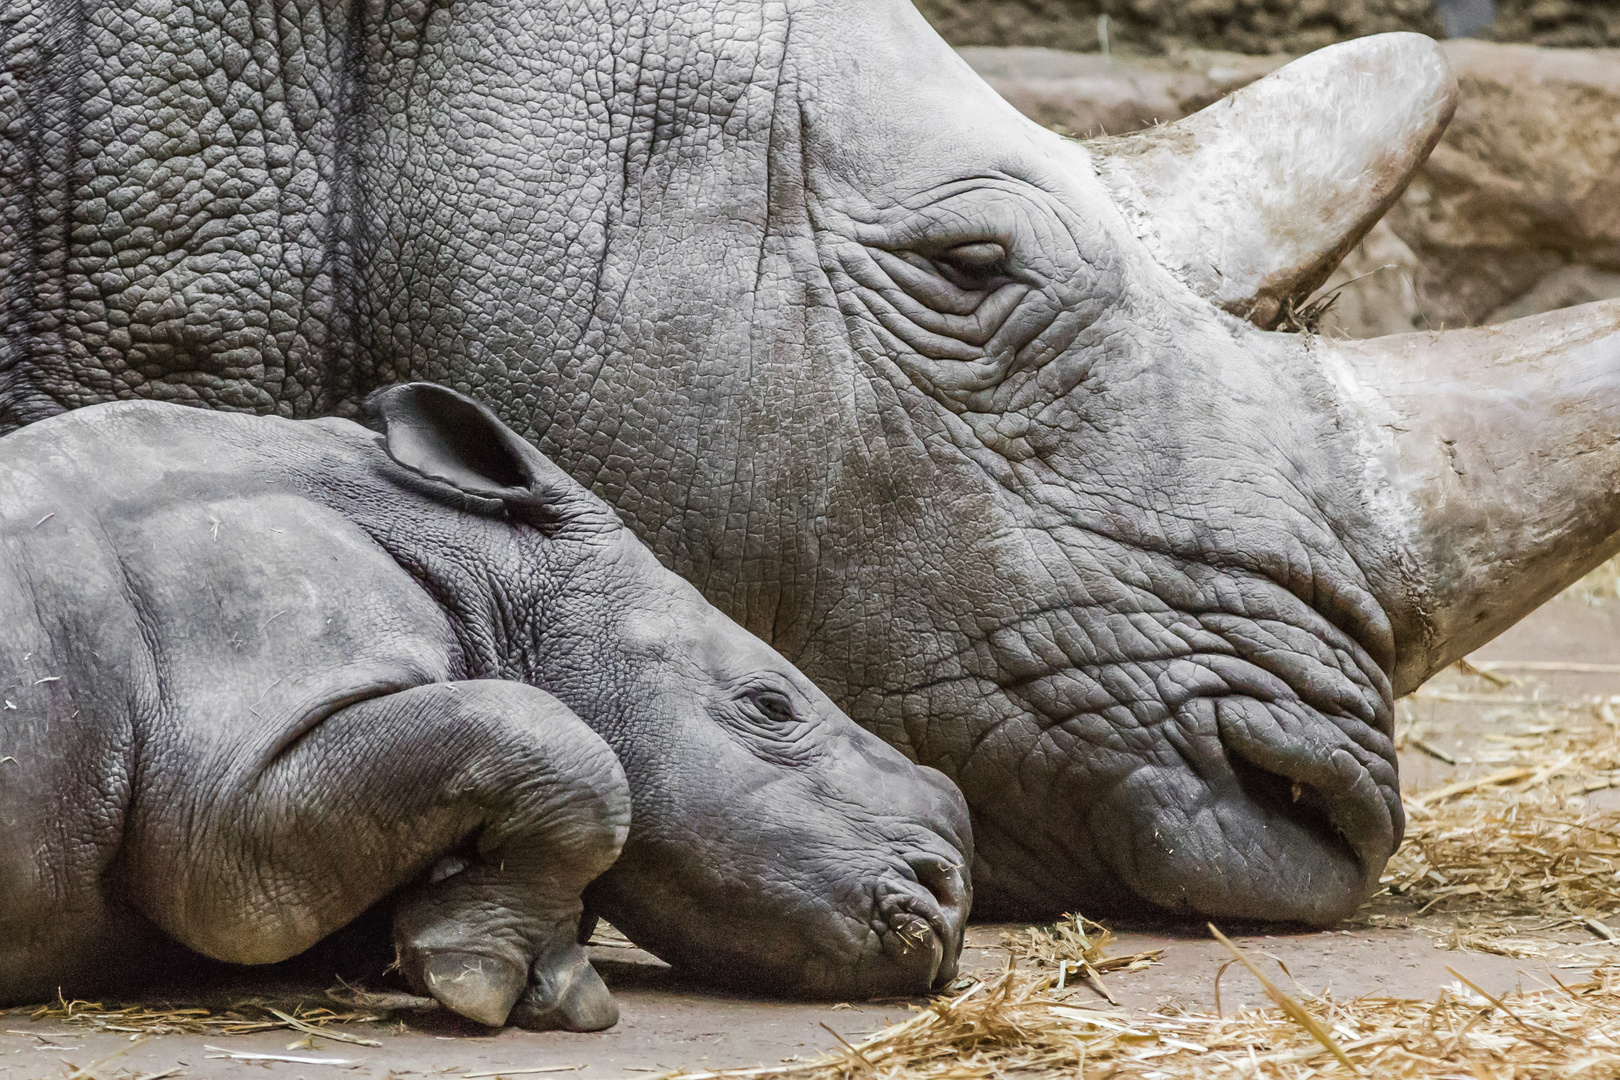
[509, 945, 619, 1032]
[418, 950, 528, 1027]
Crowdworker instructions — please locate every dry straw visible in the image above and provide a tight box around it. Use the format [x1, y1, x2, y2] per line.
[1379, 672, 1620, 947]
[652, 925, 1620, 1080]
[654, 954, 1620, 1079]
[17, 992, 382, 1041]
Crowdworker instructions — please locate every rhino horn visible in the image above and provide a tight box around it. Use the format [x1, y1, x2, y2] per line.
[1090, 33, 1456, 329]
[1322, 300, 1620, 696]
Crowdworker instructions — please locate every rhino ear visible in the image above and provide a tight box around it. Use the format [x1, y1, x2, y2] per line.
[363, 383, 594, 526]
[1089, 33, 1455, 329]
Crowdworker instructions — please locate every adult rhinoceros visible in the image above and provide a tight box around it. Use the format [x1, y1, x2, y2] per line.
[4, 0, 1617, 926]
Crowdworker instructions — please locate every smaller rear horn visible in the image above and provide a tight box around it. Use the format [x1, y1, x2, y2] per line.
[1089, 33, 1456, 329]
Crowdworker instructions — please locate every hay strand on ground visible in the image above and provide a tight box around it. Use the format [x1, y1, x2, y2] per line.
[14, 992, 383, 1038]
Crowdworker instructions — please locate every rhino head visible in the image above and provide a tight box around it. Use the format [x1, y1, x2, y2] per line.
[10, 0, 1620, 926]
[737, 12, 1620, 922]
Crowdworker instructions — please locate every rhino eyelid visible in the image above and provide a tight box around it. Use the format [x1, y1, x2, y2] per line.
[931, 244, 1013, 292]
[940, 241, 1007, 269]
[736, 687, 800, 728]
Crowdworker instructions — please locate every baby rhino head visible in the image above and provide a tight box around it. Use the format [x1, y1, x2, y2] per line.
[362, 384, 972, 999]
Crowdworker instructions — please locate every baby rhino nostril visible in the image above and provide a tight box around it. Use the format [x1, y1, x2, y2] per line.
[877, 906, 945, 989]
[909, 856, 970, 919]
[905, 856, 970, 987]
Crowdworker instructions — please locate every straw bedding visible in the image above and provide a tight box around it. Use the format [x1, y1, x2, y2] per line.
[659, 958, 1620, 1079]
[15, 996, 385, 1042]
[1381, 673, 1620, 943]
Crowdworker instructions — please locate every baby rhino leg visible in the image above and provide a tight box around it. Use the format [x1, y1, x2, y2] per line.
[129, 680, 629, 1030]
[383, 685, 632, 1031]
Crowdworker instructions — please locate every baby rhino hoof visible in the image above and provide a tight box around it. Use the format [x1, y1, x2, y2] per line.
[509, 943, 619, 1032]
[416, 951, 529, 1027]
[407, 945, 617, 1031]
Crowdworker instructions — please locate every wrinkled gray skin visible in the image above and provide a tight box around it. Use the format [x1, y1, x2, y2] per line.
[8, 0, 1620, 927]
[0, 384, 972, 1022]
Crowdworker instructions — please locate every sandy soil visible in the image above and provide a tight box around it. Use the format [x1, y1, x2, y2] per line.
[6, 595, 1619, 1079]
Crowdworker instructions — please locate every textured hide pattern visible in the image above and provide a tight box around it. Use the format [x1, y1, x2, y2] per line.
[4, 0, 1620, 927]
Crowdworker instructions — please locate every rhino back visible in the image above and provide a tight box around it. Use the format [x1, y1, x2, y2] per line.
[0, 0, 776, 436]
[0, 0, 357, 426]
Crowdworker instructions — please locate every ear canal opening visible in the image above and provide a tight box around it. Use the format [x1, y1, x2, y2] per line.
[365, 383, 535, 497]
[402, 388, 530, 491]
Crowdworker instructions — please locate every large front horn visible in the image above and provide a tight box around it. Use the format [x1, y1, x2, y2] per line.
[1320, 300, 1620, 696]
[1091, 33, 1455, 329]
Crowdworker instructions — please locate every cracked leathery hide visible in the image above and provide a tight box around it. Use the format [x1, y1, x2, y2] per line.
[4, 0, 1620, 927]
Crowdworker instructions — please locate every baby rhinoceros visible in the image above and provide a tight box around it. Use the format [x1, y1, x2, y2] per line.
[0, 384, 972, 1029]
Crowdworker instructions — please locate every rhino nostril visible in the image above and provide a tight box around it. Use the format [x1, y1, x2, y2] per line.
[908, 856, 969, 921]
[904, 856, 969, 988]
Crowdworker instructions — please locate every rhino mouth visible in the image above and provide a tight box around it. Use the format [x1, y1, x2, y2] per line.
[871, 856, 970, 991]
[951, 636, 1402, 925]
[1092, 692, 1403, 926]
[1226, 754, 1356, 866]
[1212, 692, 1404, 893]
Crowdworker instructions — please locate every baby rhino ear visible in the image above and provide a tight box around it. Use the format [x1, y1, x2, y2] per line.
[363, 383, 599, 527]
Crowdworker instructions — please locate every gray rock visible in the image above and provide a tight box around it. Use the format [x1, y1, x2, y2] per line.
[1488, 265, 1620, 323]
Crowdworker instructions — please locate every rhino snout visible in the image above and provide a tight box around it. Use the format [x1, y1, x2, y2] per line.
[876, 856, 970, 990]
[1089, 693, 1402, 926]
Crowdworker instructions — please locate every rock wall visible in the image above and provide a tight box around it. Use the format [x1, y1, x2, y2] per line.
[918, 0, 1442, 56]
[959, 40, 1620, 338]
[918, 0, 1620, 54]
[1366, 41, 1620, 333]
[1487, 1, 1620, 48]
[952, 46, 1281, 137]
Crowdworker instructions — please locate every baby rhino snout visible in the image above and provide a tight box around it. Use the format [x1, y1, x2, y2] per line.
[869, 764, 973, 993]
[876, 856, 971, 991]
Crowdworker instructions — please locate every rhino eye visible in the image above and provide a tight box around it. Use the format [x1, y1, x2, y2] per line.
[745, 688, 798, 727]
[933, 241, 1010, 291]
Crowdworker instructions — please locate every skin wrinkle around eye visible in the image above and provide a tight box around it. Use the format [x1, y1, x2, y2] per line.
[815, 177, 1103, 380]
[866, 251, 1030, 348]
[883, 251, 998, 316]
[714, 681, 825, 767]
[802, 140, 1404, 915]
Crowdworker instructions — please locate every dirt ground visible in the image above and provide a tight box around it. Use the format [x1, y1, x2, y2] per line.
[8, 593, 1620, 1079]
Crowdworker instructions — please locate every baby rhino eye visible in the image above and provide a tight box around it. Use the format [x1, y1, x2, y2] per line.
[731, 685, 817, 762]
[746, 688, 798, 727]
